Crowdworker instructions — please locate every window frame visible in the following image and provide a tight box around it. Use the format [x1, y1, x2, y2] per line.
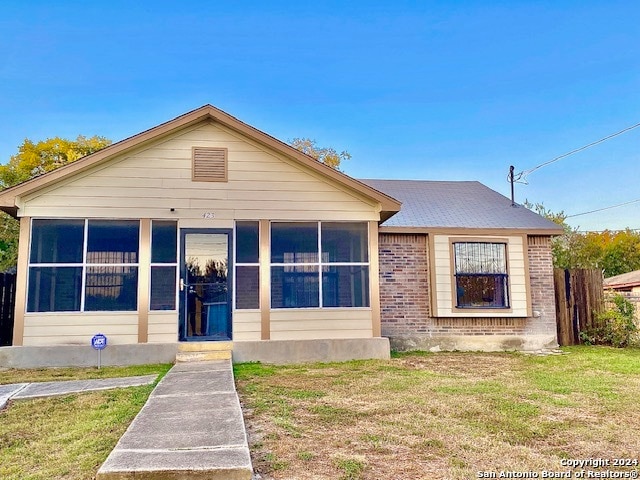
[450, 239, 511, 311]
[27, 218, 141, 314]
[149, 220, 179, 312]
[269, 221, 370, 309]
[233, 221, 261, 311]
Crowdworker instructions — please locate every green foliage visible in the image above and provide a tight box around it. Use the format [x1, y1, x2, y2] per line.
[0, 212, 20, 272]
[580, 294, 639, 348]
[0, 135, 111, 188]
[0, 135, 111, 270]
[289, 138, 351, 170]
[522, 200, 567, 227]
[524, 201, 640, 277]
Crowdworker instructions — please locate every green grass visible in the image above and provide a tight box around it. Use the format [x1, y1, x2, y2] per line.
[236, 347, 640, 480]
[0, 363, 171, 479]
[0, 363, 172, 385]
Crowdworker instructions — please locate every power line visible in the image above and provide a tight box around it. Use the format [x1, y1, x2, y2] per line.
[512, 120, 640, 184]
[577, 229, 640, 233]
[566, 197, 640, 218]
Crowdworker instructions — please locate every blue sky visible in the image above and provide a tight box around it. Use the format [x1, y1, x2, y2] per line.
[1, 1, 639, 231]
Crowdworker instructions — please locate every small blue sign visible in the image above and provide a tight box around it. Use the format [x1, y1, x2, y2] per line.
[91, 333, 108, 350]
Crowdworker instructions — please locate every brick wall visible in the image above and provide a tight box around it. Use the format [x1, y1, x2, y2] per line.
[378, 232, 557, 339]
[525, 235, 557, 335]
[379, 234, 430, 337]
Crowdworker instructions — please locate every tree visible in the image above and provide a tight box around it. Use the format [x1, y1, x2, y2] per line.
[0, 135, 111, 188]
[522, 200, 567, 227]
[289, 138, 351, 170]
[524, 200, 640, 277]
[0, 135, 111, 270]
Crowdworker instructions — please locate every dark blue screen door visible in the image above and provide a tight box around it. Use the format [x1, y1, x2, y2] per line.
[179, 229, 232, 341]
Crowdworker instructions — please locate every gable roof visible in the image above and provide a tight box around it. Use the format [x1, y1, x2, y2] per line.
[360, 179, 563, 234]
[604, 269, 640, 289]
[0, 105, 401, 219]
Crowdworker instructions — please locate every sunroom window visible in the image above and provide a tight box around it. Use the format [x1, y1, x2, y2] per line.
[27, 219, 140, 313]
[235, 221, 260, 309]
[453, 242, 509, 309]
[270, 222, 369, 309]
[150, 220, 177, 311]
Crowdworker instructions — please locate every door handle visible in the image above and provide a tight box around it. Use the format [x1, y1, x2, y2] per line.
[180, 278, 185, 291]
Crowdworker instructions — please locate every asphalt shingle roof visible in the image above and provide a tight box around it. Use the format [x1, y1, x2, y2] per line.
[604, 269, 640, 288]
[359, 179, 563, 231]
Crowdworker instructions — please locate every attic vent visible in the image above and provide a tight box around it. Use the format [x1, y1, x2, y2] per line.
[192, 147, 228, 182]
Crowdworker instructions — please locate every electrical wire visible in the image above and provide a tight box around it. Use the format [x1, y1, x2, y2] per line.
[566, 198, 640, 218]
[511, 120, 640, 184]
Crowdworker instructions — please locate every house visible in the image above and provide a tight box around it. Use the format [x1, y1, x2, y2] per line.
[0, 105, 562, 367]
[361, 179, 562, 352]
[604, 270, 640, 293]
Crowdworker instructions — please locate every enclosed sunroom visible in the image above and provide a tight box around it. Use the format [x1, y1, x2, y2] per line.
[0, 105, 399, 364]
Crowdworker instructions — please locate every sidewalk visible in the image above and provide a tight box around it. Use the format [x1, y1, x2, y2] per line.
[0, 374, 157, 410]
[97, 360, 253, 480]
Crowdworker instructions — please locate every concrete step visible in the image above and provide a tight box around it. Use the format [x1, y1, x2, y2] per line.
[178, 341, 233, 352]
[176, 350, 232, 362]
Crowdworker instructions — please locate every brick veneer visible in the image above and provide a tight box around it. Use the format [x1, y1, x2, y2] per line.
[379, 234, 430, 337]
[525, 235, 557, 335]
[378, 232, 557, 339]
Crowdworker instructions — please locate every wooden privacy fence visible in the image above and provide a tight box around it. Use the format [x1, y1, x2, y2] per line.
[0, 272, 17, 346]
[554, 268, 604, 346]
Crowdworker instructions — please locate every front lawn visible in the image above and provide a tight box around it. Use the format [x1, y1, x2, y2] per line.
[235, 347, 640, 480]
[0, 363, 171, 479]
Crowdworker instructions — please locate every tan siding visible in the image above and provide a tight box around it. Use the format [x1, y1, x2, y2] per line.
[17, 120, 381, 346]
[270, 309, 372, 340]
[20, 123, 379, 221]
[233, 310, 261, 341]
[22, 314, 139, 346]
[432, 235, 529, 317]
[148, 312, 178, 343]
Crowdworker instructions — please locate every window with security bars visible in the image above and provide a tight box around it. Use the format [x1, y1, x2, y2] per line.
[453, 242, 509, 309]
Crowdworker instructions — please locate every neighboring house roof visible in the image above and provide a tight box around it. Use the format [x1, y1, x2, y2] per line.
[604, 270, 640, 290]
[0, 104, 401, 220]
[360, 179, 563, 233]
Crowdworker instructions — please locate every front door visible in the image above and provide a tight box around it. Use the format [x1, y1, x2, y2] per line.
[179, 229, 232, 341]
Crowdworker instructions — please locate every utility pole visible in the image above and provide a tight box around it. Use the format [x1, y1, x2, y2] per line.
[509, 165, 515, 207]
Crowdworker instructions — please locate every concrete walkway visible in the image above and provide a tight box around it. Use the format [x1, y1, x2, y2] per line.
[0, 375, 157, 410]
[97, 360, 253, 480]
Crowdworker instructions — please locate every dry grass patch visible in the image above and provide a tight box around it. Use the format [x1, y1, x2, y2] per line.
[0, 363, 171, 479]
[0, 363, 170, 385]
[235, 347, 640, 480]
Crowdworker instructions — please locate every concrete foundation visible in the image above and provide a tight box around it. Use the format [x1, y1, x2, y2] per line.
[0, 338, 391, 368]
[0, 344, 178, 369]
[232, 338, 391, 364]
[389, 334, 559, 353]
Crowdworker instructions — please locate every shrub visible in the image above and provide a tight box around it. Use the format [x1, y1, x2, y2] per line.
[580, 294, 639, 348]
